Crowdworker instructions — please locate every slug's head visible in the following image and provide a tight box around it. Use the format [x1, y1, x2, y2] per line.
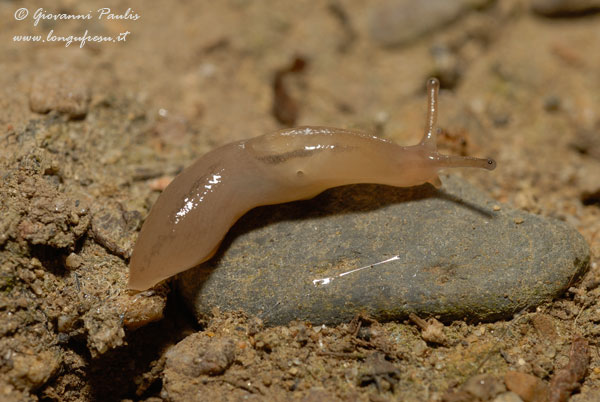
[418, 77, 496, 187]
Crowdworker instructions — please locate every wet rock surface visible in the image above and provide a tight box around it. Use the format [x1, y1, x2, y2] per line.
[179, 175, 590, 325]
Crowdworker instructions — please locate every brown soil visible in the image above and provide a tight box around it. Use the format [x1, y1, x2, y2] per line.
[1, 1, 599, 401]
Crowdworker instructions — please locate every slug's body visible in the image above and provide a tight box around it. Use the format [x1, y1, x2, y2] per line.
[129, 78, 496, 290]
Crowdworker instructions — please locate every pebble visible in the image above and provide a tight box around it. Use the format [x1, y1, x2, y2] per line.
[118, 291, 167, 330]
[65, 253, 83, 270]
[367, 0, 489, 47]
[165, 334, 236, 377]
[492, 391, 524, 402]
[462, 374, 506, 400]
[504, 371, 549, 402]
[178, 175, 589, 326]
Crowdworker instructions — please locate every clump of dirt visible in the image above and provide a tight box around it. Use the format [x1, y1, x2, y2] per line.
[0, 92, 169, 400]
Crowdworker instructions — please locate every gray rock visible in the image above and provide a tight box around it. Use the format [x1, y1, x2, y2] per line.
[178, 175, 589, 326]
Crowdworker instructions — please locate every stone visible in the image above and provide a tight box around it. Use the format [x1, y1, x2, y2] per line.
[178, 175, 589, 326]
[504, 371, 549, 402]
[118, 290, 167, 330]
[367, 0, 490, 47]
[165, 334, 236, 377]
[462, 374, 506, 400]
[492, 392, 524, 402]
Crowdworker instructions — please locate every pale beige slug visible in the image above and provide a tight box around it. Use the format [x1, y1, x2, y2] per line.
[128, 78, 496, 291]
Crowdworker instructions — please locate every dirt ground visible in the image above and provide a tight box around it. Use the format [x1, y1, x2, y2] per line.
[1, 0, 600, 401]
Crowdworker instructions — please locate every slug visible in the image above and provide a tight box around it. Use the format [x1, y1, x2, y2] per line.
[129, 78, 496, 291]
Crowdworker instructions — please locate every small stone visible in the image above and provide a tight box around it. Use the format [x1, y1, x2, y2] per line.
[65, 253, 83, 270]
[462, 374, 506, 400]
[368, 0, 489, 47]
[165, 334, 236, 377]
[57, 314, 77, 333]
[49, 159, 60, 174]
[179, 175, 589, 326]
[262, 374, 272, 386]
[118, 290, 167, 330]
[413, 340, 428, 357]
[504, 371, 549, 402]
[30, 282, 43, 296]
[492, 392, 524, 402]
[69, 212, 80, 226]
[531, 314, 557, 341]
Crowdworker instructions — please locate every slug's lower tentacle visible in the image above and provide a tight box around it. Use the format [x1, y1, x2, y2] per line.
[433, 153, 497, 171]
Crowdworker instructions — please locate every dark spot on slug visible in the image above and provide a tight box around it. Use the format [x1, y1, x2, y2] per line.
[257, 143, 351, 165]
[257, 148, 314, 164]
